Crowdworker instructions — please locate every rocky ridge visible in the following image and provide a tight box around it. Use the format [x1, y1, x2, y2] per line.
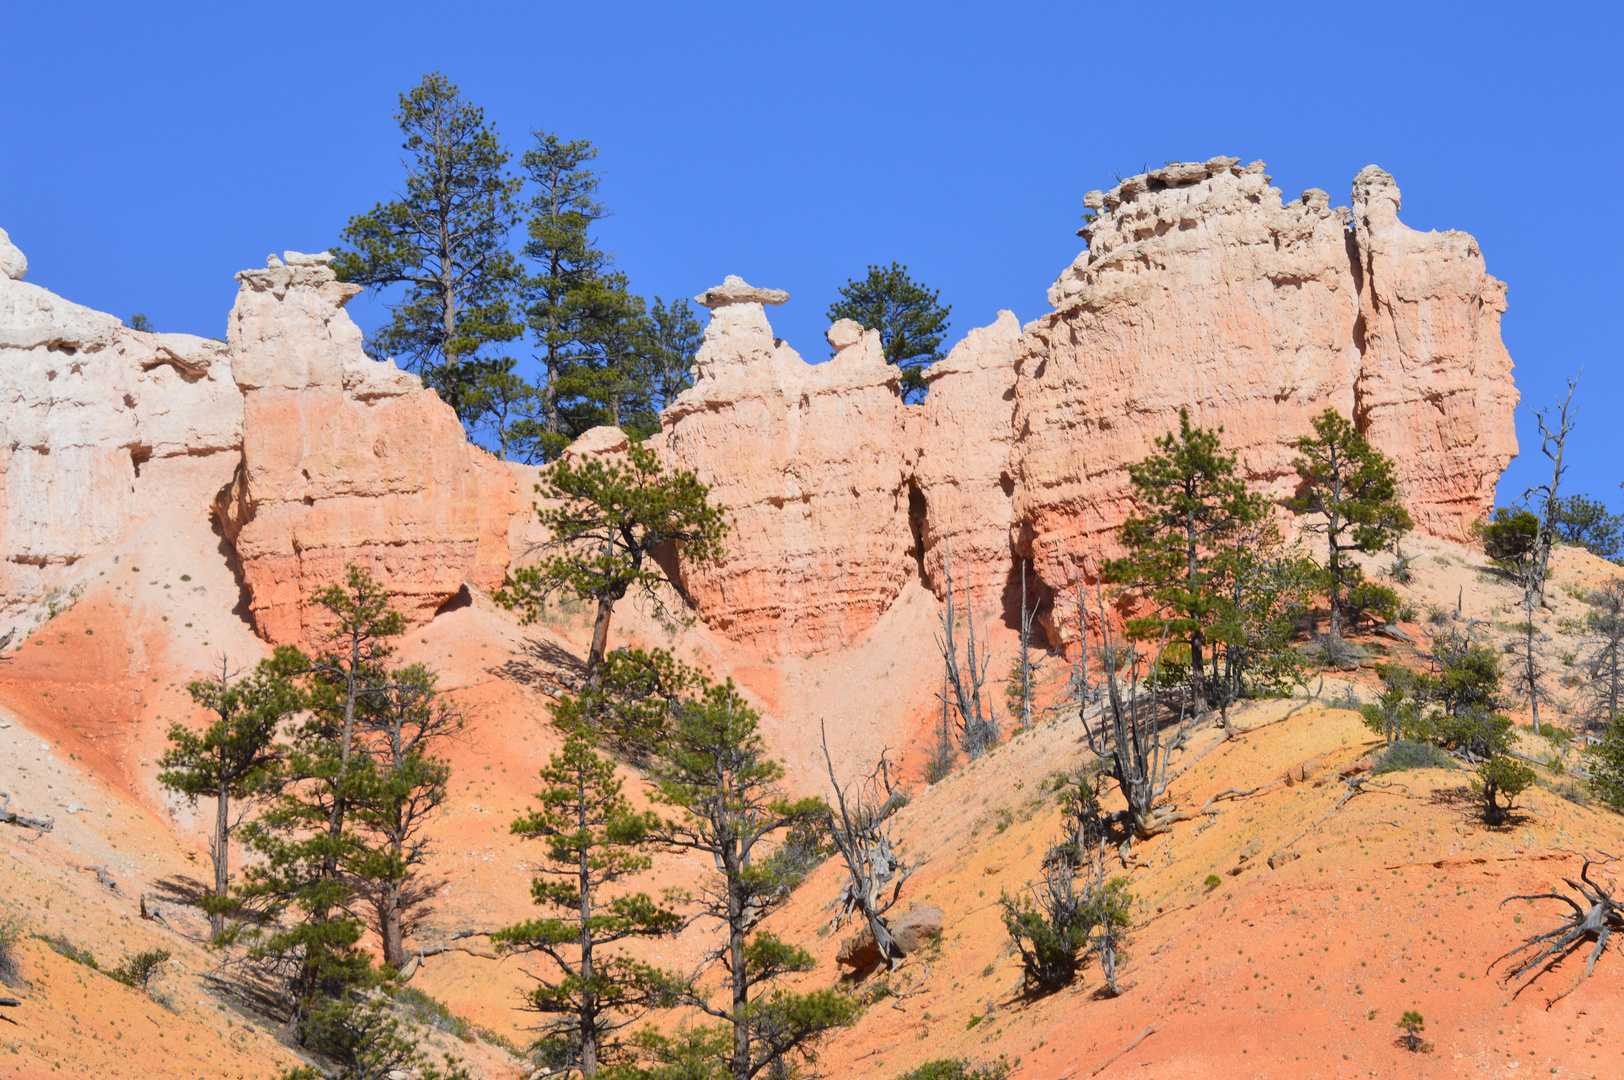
[0, 159, 1519, 657]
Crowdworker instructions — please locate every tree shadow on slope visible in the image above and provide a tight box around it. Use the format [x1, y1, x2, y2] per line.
[488, 635, 584, 694]
[1428, 783, 1536, 831]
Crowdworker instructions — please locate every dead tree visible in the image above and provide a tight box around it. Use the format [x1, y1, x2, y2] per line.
[1580, 580, 1624, 731]
[0, 792, 53, 832]
[1079, 595, 1186, 839]
[935, 537, 998, 758]
[821, 722, 913, 971]
[1524, 376, 1577, 609]
[1508, 589, 1555, 735]
[1493, 858, 1624, 1003]
[1006, 560, 1039, 731]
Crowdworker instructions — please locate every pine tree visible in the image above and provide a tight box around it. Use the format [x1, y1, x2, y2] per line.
[158, 655, 301, 936]
[333, 73, 523, 425]
[496, 441, 729, 679]
[518, 131, 612, 461]
[492, 721, 682, 1075]
[1105, 410, 1267, 710]
[236, 567, 410, 1035]
[647, 682, 858, 1080]
[1286, 409, 1412, 638]
[645, 297, 702, 418]
[348, 664, 461, 969]
[826, 262, 952, 403]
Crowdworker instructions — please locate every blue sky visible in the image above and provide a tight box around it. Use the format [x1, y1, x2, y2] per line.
[3, 1, 1619, 509]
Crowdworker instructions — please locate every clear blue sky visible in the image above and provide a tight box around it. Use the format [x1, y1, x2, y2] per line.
[3, 1, 1618, 510]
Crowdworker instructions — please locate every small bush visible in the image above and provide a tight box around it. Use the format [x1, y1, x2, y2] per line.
[394, 986, 469, 1040]
[1426, 605, 1452, 627]
[1348, 581, 1400, 624]
[1476, 756, 1536, 825]
[1397, 1009, 1429, 1052]
[891, 1059, 1010, 1080]
[1203, 874, 1221, 891]
[37, 934, 98, 970]
[1373, 740, 1457, 774]
[1550, 779, 1591, 807]
[109, 949, 171, 991]
[0, 912, 24, 987]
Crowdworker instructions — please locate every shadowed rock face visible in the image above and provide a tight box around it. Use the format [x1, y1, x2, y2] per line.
[215, 253, 517, 645]
[658, 161, 1517, 656]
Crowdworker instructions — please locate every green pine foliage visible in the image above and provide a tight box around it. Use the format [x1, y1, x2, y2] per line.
[1476, 507, 1541, 582]
[1359, 663, 1430, 744]
[234, 567, 456, 1039]
[646, 682, 858, 1080]
[1550, 493, 1623, 563]
[826, 262, 952, 403]
[496, 440, 729, 677]
[889, 1060, 1011, 1080]
[333, 73, 524, 425]
[158, 657, 300, 935]
[1476, 756, 1535, 825]
[1105, 409, 1268, 709]
[1286, 409, 1413, 638]
[1000, 865, 1131, 996]
[491, 725, 682, 1075]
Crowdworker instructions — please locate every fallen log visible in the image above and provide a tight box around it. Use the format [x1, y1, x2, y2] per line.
[0, 792, 53, 832]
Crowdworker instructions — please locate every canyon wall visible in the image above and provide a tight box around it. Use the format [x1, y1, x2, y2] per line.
[214, 253, 517, 644]
[0, 227, 242, 635]
[660, 160, 1518, 654]
[0, 158, 1519, 655]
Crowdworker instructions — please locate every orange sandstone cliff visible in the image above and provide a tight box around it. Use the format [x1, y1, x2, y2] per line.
[0, 159, 1518, 659]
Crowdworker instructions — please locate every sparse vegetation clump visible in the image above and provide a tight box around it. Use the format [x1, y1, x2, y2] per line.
[1373, 740, 1457, 774]
[108, 948, 171, 991]
[890, 1059, 1010, 1080]
[1396, 1010, 1429, 1052]
[0, 912, 25, 986]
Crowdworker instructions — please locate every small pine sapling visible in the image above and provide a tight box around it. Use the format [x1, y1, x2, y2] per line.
[1396, 1010, 1427, 1052]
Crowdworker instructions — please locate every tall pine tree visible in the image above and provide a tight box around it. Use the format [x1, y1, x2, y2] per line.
[333, 73, 523, 426]
[1105, 410, 1266, 711]
[826, 262, 952, 404]
[1286, 409, 1412, 638]
[492, 718, 682, 1075]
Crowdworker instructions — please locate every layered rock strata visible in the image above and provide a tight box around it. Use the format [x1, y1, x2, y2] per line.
[0, 228, 242, 633]
[659, 279, 920, 655]
[1011, 158, 1516, 645]
[215, 253, 517, 644]
[658, 162, 1516, 655]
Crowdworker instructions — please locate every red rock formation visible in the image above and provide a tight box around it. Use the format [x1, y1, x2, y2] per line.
[659, 278, 918, 655]
[216, 253, 516, 645]
[915, 309, 1023, 613]
[1010, 159, 1517, 645]
[1349, 166, 1519, 541]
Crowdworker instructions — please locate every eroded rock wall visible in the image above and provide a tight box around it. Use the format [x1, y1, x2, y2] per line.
[216, 254, 517, 644]
[1009, 158, 1517, 645]
[659, 279, 919, 655]
[0, 228, 242, 634]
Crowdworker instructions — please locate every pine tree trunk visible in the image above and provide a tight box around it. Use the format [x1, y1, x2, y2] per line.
[729, 875, 750, 1080]
[586, 597, 615, 684]
[381, 890, 406, 970]
[211, 774, 230, 938]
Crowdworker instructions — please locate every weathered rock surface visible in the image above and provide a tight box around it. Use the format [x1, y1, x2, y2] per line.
[215, 253, 517, 644]
[1010, 158, 1517, 645]
[836, 903, 945, 970]
[0, 232, 242, 634]
[660, 281, 919, 655]
[915, 310, 1023, 613]
[1348, 166, 1519, 541]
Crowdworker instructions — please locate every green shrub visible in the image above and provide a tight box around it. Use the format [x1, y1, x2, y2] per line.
[37, 934, 98, 970]
[109, 949, 171, 991]
[1348, 581, 1400, 624]
[1373, 740, 1457, 774]
[1588, 721, 1624, 810]
[1476, 756, 1536, 825]
[891, 1059, 1010, 1080]
[0, 912, 23, 987]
